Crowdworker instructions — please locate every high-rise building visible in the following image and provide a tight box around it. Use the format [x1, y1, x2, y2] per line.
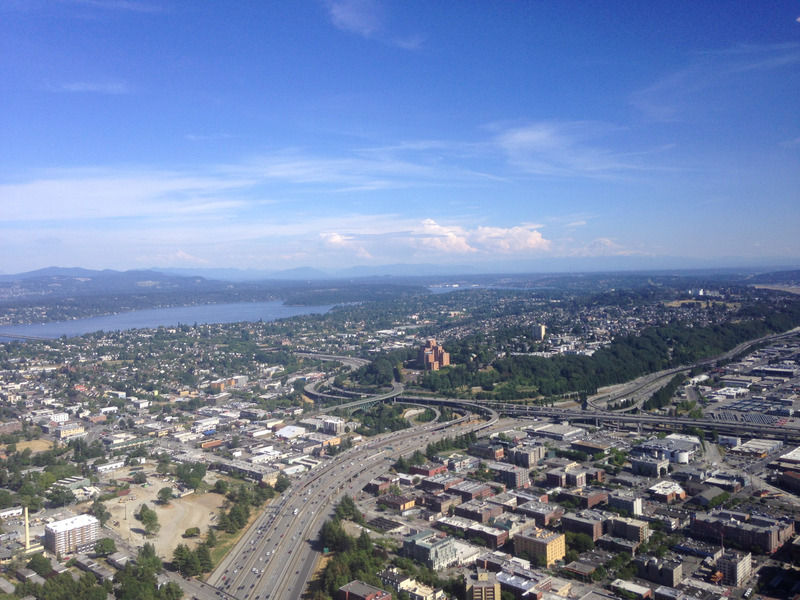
[419, 339, 450, 371]
[533, 325, 546, 341]
[717, 552, 751, 586]
[44, 514, 99, 556]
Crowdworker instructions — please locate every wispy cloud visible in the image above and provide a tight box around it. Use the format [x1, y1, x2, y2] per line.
[230, 147, 491, 192]
[328, 0, 382, 37]
[0, 170, 257, 223]
[66, 0, 164, 13]
[781, 135, 800, 147]
[138, 250, 210, 267]
[327, 0, 423, 49]
[56, 81, 132, 94]
[632, 43, 800, 121]
[185, 133, 241, 142]
[492, 121, 648, 177]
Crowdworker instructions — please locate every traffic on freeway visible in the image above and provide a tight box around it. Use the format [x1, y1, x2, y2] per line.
[204, 411, 496, 600]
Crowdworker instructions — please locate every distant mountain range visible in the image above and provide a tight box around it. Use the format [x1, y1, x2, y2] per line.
[2, 264, 799, 291]
[152, 263, 482, 281]
[0, 267, 227, 299]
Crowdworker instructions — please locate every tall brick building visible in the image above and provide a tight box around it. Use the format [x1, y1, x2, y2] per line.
[419, 339, 450, 371]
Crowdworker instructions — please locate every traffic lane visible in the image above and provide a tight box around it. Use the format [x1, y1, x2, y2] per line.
[218, 421, 471, 597]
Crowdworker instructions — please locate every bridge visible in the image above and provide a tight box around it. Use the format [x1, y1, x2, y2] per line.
[301, 336, 800, 442]
[318, 381, 405, 415]
[0, 332, 53, 342]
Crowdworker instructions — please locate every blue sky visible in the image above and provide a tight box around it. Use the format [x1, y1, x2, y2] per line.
[2, 1, 799, 274]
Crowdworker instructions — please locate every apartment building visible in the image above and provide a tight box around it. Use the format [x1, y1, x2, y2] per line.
[44, 514, 99, 555]
[514, 528, 566, 567]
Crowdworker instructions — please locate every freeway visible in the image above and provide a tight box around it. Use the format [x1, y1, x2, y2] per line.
[294, 352, 370, 371]
[318, 380, 404, 414]
[204, 409, 497, 600]
[193, 328, 800, 599]
[588, 325, 800, 412]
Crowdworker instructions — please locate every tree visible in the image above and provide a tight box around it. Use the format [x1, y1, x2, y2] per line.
[26, 553, 53, 577]
[172, 544, 191, 575]
[132, 472, 148, 485]
[46, 485, 76, 508]
[274, 473, 291, 493]
[184, 551, 201, 577]
[216, 510, 231, 532]
[91, 499, 111, 526]
[137, 542, 162, 574]
[94, 538, 117, 556]
[137, 504, 160, 535]
[195, 543, 214, 573]
[174, 462, 207, 490]
[160, 581, 184, 600]
[205, 527, 217, 548]
[158, 487, 173, 505]
[356, 529, 373, 552]
[566, 532, 595, 553]
[213, 479, 228, 495]
[591, 566, 607, 581]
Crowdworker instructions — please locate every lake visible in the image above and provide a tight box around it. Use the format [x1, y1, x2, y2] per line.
[0, 301, 333, 341]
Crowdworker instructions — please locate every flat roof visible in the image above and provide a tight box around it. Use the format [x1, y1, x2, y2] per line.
[45, 514, 98, 533]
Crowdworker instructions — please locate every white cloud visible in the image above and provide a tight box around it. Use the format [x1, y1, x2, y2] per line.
[320, 232, 372, 259]
[413, 219, 550, 255]
[417, 219, 475, 254]
[473, 225, 550, 253]
[320, 232, 352, 249]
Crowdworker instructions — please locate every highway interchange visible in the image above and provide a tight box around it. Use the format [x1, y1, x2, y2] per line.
[180, 326, 800, 599]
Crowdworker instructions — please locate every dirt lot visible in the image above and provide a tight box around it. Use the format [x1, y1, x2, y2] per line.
[7, 439, 53, 453]
[103, 468, 228, 558]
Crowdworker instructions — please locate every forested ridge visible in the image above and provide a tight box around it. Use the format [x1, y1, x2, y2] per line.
[418, 299, 800, 401]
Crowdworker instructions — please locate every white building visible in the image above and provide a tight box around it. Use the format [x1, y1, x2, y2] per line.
[94, 460, 126, 473]
[0, 507, 23, 520]
[275, 425, 306, 440]
[717, 551, 751, 586]
[609, 492, 643, 516]
[44, 514, 99, 555]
